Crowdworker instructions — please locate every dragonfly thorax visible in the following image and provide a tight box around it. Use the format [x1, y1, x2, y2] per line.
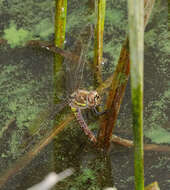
[69, 89, 101, 110]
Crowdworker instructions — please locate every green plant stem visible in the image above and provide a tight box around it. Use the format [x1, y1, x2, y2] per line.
[54, 0, 67, 69]
[94, 0, 106, 86]
[54, 0, 67, 102]
[128, 0, 144, 190]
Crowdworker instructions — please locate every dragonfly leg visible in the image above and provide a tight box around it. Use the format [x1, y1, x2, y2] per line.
[92, 107, 107, 116]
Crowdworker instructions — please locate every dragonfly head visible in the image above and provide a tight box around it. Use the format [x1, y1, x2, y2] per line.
[88, 91, 101, 107]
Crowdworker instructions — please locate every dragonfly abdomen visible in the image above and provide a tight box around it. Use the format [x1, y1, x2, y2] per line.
[69, 89, 101, 143]
[72, 107, 97, 144]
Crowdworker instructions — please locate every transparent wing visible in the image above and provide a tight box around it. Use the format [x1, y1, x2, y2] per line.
[67, 24, 94, 92]
[20, 101, 68, 154]
[28, 24, 94, 94]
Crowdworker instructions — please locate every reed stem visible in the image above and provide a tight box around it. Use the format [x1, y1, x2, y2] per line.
[128, 0, 144, 189]
[94, 0, 106, 86]
[54, 0, 67, 102]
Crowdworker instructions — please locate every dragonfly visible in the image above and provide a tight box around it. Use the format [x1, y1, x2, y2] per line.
[25, 24, 104, 150]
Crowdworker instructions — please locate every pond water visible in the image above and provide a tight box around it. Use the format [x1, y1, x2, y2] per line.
[0, 0, 169, 189]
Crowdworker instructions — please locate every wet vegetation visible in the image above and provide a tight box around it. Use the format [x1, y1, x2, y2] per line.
[0, 0, 169, 189]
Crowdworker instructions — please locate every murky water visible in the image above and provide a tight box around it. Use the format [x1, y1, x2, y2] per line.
[0, 0, 169, 189]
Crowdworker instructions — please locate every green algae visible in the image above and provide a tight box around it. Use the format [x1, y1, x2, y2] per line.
[103, 41, 122, 66]
[144, 29, 157, 47]
[9, 131, 20, 159]
[3, 18, 54, 48]
[34, 18, 54, 39]
[105, 8, 125, 28]
[3, 22, 31, 48]
[0, 59, 54, 166]
[1, 0, 55, 31]
[144, 86, 170, 144]
[145, 127, 170, 144]
[73, 168, 97, 188]
[66, 7, 95, 33]
[1, 0, 55, 48]
[0, 61, 52, 132]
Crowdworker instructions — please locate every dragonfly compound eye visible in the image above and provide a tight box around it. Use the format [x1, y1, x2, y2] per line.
[94, 94, 101, 106]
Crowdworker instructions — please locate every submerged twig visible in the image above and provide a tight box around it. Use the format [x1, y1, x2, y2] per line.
[111, 135, 133, 148]
[27, 40, 79, 62]
[111, 135, 170, 152]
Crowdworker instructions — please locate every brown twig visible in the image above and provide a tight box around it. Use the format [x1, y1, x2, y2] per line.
[112, 135, 133, 148]
[27, 40, 79, 62]
[144, 0, 155, 28]
[112, 135, 170, 152]
[98, 38, 130, 150]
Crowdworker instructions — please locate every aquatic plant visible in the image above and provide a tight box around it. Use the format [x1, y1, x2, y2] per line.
[54, 0, 67, 102]
[94, 0, 106, 86]
[128, 0, 144, 189]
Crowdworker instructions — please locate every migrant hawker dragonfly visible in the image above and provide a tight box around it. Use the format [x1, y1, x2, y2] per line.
[25, 25, 103, 149]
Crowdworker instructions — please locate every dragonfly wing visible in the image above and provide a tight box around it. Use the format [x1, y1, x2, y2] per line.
[22, 101, 68, 152]
[69, 24, 94, 92]
[29, 25, 94, 96]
